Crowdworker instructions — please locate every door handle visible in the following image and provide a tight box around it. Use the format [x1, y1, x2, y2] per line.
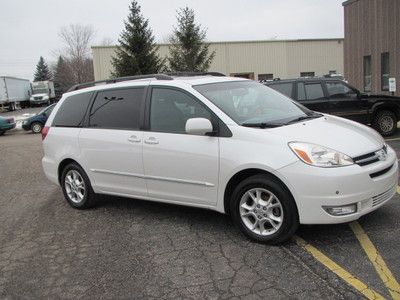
[128, 135, 141, 143]
[144, 137, 159, 145]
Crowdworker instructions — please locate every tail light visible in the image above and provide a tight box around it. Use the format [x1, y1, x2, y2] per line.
[6, 118, 14, 124]
[41, 126, 50, 140]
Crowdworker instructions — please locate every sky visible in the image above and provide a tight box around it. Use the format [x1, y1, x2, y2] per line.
[0, 0, 345, 80]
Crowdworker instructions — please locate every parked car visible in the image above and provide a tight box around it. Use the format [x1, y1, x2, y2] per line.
[22, 104, 55, 133]
[264, 77, 400, 136]
[0, 116, 16, 135]
[41, 74, 398, 244]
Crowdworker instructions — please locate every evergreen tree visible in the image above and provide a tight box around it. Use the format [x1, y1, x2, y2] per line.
[33, 56, 52, 81]
[167, 7, 215, 72]
[53, 56, 74, 98]
[111, 0, 163, 77]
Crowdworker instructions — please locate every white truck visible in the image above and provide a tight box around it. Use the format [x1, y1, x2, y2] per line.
[0, 76, 32, 111]
[30, 81, 55, 106]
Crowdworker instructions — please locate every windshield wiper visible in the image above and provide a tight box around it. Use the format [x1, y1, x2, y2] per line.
[284, 113, 323, 125]
[241, 122, 283, 128]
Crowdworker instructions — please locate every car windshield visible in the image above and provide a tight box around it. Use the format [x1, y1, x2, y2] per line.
[193, 80, 310, 126]
[33, 89, 48, 95]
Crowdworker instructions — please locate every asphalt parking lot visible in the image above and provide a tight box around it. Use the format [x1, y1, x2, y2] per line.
[1, 109, 400, 299]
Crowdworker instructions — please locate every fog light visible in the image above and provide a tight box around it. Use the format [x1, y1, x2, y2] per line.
[323, 204, 357, 216]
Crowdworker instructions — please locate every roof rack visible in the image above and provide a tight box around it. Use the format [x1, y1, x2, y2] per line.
[67, 72, 225, 92]
[165, 71, 226, 77]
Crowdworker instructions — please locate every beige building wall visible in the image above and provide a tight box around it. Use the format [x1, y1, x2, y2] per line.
[92, 39, 344, 81]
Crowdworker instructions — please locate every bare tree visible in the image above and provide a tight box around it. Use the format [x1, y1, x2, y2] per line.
[58, 24, 95, 84]
[99, 37, 114, 46]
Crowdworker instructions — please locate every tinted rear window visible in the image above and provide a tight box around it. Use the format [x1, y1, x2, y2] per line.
[268, 83, 293, 98]
[89, 88, 144, 130]
[52, 92, 92, 127]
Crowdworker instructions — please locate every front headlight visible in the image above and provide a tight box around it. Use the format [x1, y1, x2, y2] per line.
[43, 96, 49, 100]
[22, 120, 28, 125]
[288, 142, 354, 167]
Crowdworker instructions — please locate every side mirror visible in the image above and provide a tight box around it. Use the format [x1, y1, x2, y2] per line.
[185, 118, 213, 136]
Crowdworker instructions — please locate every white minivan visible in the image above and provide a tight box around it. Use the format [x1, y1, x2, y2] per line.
[42, 74, 398, 244]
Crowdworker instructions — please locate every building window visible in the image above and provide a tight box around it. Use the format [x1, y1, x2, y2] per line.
[363, 55, 372, 92]
[300, 72, 315, 77]
[381, 52, 390, 91]
[258, 73, 273, 81]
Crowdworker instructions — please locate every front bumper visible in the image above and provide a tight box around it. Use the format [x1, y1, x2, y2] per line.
[30, 99, 49, 105]
[278, 145, 398, 224]
[1, 123, 16, 131]
[22, 122, 31, 130]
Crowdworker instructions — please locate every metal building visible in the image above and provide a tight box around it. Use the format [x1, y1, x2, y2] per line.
[343, 0, 400, 95]
[92, 38, 344, 81]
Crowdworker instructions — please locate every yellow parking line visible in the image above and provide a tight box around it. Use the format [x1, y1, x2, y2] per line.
[350, 222, 400, 299]
[295, 236, 385, 300]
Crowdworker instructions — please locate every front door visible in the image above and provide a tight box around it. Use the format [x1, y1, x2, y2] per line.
[324, 80, 368, 123]
[142, 87, 219, 206]
[79, 87, 148, 197]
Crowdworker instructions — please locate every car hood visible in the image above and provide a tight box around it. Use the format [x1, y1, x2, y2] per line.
[267, 114, 383, 157]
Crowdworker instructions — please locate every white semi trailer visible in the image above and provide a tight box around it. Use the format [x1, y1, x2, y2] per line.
[0, 76, 32, 110]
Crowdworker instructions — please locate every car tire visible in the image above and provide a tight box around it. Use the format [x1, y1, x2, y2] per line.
[61, 163, 96, 209]
[230, 174, 299, 244]
[373, 110, 397, 136]
[31, 122, 43, 134]
[0, 130, 5, 136]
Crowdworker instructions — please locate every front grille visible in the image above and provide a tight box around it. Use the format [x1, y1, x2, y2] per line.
[353, 145, 387, 166]
[372, 186, 395, 207]
[34, 96, 42, 100]
[370, 164, 393, 178]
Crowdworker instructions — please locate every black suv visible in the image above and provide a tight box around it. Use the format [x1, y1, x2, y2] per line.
[265, 77, 400, 136]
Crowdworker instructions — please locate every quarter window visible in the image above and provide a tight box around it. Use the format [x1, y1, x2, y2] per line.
[381, 52, 390, 91]
[89, 88, 144, 130]
[52, 92, 92, 127]
[150, 88, 212, 134]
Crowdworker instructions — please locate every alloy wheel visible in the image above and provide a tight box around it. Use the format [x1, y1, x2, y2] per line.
[379, 116, 394, 133]
[239, 188, 284, 236]
[32, 124, 42, 133]
[64, 170, 86, 203]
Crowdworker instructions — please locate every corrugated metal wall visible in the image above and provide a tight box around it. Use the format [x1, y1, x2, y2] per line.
[92, 39, 344, 81]
[344, 0, 400, 95]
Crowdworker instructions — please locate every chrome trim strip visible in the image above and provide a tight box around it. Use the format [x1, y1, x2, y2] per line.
[355, 154, 380, 164]
[90, 168, 215, 187]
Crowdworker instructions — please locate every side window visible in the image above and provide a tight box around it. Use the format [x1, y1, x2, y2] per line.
[326, 81, 357, 98]
[269, 83, 293, 98]
[150, 88, 212, 134]
[304, 83, 325, 100]
[53, 92, 92, 127]
[89, 88, 144, 130]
